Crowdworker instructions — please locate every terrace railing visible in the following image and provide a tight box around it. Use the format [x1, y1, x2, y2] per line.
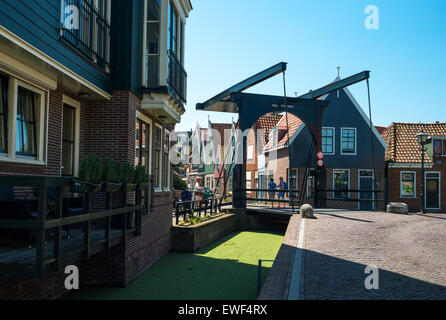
[175, 196, 232, 225]
[0, 176, 144, 279]
[167, 50, 187, 104]
[61, 0, 111, 72]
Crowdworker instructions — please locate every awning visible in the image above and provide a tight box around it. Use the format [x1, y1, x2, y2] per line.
[196, 62, 287, 113]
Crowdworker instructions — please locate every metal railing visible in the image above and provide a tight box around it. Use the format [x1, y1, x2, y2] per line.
[0, 176, 144, 279]
[175, 196, 232, 225]
[167, 50, 187, 103]
[61, 0, 111, 72]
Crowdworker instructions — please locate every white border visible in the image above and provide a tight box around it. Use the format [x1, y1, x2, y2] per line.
[136, 110, 153, 176]
[425, 171, 441, 210]
[400, 171, 416, 198]
[322, 127, 335, 155]
[333, 169, 350, 199]
[62, 95, 81, 176]
[340, 127, 357, 156]
[154, 123, 163, 192]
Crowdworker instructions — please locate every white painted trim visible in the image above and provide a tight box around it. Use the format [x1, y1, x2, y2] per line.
[322, 127, 335, 155]
[0, 156, 45, 166]
[62, 95, 81, 176]
[332, 169, 351, 199]
[0, 25, 111, 100]
[154, 123, 163, 191]
[340, 127, 357, 156]
[358, 169, 375, 210]
[164, 128, 171, 190]
[0, 51, 57, 90]
[424, 171, 441, 210]
[400, 171, 416, 199]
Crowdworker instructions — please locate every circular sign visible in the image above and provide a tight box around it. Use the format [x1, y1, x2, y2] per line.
[317, 159, 324, 167]
[317, 152, 324, 160]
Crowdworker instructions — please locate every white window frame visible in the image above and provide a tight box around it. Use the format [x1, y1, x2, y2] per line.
[400, 171, 416, 198]
[247, 144, 254, 160]
[322, 127, 335, 155]
[163, 128, 171, 191]
[136, 111, 153, 175]
[62, 95, 81, 176]
[340, 127, 357, 156]
[306, 169, 316, 198]
[0, 76, 47, 165]
[425, 171, 441, 210]
[333, 169, 350, 199]
[154, 123, 163, 192]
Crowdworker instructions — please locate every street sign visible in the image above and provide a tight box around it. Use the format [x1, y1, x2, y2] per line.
[317, 152, 324, 160]
[317, 159, 324, 167]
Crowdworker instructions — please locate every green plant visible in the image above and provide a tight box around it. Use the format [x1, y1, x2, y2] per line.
[78, 156, 102, 183]
[102, 159, 123, 183]
[121, 162, 135, 184]
[134, 164, 148, 184]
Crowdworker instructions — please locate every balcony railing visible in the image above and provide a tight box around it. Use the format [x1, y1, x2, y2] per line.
[61, 0, 111, 72]
[167, 50, 187, 104]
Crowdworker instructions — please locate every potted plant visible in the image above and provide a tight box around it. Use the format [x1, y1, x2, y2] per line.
[121, 162, 137, 192]
[135, 164, 148, 191]
[101, 159, 123, 193]
[72, 156, 103, 193]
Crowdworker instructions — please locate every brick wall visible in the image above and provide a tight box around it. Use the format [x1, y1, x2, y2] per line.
[387, 162, 446, 212]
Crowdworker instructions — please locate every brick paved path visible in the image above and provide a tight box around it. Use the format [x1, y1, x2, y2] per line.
[302, 212, 446, 300]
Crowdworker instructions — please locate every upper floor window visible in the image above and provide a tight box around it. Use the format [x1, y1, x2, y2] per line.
[322, 127, 334, 155]
[341, 128, 357, 155]
[145, 0, 161, 87]
[433, 139, 446, 156]
[0, 77, 7, 154]
[61, 0, 111, 73]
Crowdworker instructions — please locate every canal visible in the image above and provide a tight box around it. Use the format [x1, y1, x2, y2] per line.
[64, 230, 284, 300]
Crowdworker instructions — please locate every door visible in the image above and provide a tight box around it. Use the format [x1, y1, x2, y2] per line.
[359, 170, 374, 211]
[62, 104, 75, 176]
[425, 172, 440, 210]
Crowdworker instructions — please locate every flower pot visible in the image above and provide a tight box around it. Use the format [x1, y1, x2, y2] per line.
[137, 183, 148, 191]
[122, 183, 137, 192]
[71, 180, 102, 193]
[102, 182, 122, 193]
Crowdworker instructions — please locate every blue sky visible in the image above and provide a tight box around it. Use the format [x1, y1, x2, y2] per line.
[177, 0, 446, 131]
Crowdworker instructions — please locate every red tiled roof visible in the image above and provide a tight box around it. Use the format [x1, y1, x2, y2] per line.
[264, 113, 303, 151]
[383, 122, 446, 163]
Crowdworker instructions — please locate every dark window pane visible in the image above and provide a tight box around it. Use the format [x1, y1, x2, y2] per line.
[433, 140, 442, 155]
[334, 170, 349, 198]
[16, 87, 37, 157]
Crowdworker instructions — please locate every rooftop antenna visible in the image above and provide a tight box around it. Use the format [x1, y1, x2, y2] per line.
[337, 66, 341, 78]
[294, 91, 298, 97]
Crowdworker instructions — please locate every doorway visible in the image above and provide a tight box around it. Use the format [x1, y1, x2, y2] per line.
[359, 170, 374, 211]
[425, 172, 440, 210]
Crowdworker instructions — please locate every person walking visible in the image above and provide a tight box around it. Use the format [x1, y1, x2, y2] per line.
[278, 177, 288, 208]
[268, 178, 277, 208]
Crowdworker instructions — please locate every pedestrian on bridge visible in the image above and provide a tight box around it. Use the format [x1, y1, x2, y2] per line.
[278, 177, 288, 208]
[268, 178, 277, 208]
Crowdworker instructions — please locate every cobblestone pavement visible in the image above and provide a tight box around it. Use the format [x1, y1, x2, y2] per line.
[302, 211, 446, 300]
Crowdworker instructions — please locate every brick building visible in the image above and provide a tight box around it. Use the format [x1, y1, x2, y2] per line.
[0, 0, 192, 299]
[383, 122, 446, 212]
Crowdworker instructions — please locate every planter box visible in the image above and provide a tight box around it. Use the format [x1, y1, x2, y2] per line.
[101, 182, 122, 193]
[71, 180, 102, 193]
[171, 214, 237, 252]
[122, 183, 137, 192]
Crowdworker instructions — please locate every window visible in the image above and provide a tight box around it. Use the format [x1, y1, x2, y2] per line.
[0, 76, 7, 154]
[433, 139, 444, 156]
[154, 126, 162, 189]
[16, 87, 38, 157]
[322, 128, 334, 155]
[247, 145, 254, 160]
[400, 172, 416, 198]
[162, 130, 170, 189]
[62, 104, 75, 176]
[333, 169, 349, 199]
[135, 118, 151, 174]
[144, 0, 161, 87]
[307, 169, 316, 198]
[169, 2, 178, 57]
[341, 128, 356, 155]
[288, 168, 298, 199]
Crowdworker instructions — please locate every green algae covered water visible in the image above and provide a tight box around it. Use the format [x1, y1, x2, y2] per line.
[64, 230, 284, 300]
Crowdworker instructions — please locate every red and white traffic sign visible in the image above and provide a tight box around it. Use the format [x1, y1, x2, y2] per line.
[317, 159, 324, 167]
[317, 152, 324, 160]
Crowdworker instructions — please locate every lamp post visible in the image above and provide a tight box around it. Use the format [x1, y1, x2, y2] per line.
[416, 130, 431, 214]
